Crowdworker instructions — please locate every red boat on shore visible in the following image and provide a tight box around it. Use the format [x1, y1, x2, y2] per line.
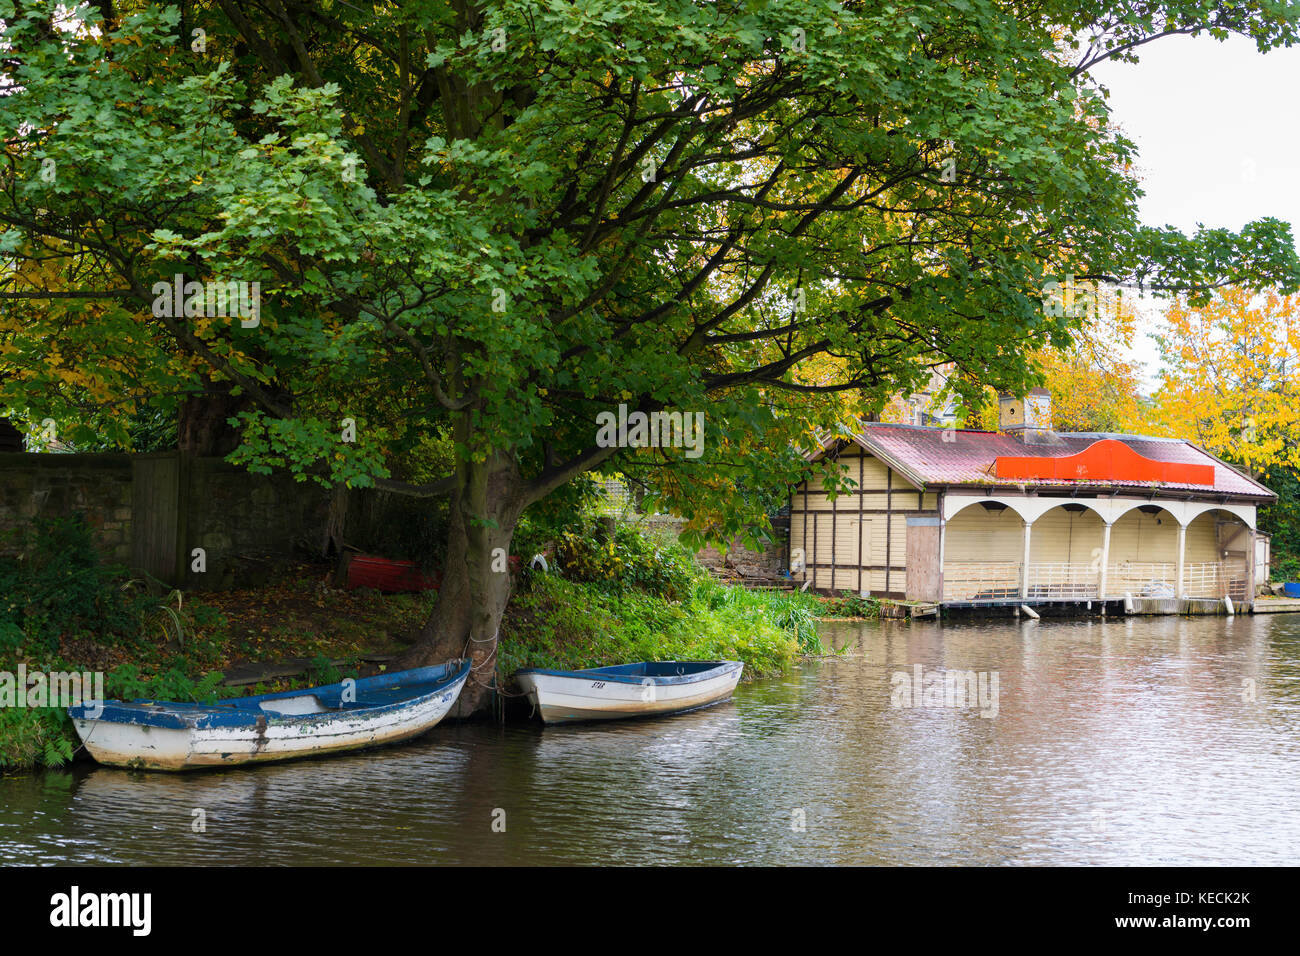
[342, 552, 442, 592]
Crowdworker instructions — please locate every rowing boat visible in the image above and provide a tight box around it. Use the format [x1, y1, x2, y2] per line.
[67, 660, 470, 771]
[514, 660, 742, 724]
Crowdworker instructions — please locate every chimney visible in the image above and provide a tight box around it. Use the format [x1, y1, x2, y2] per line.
[998, 388, 1061, 444]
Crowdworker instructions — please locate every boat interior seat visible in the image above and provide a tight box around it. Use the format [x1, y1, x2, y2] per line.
[208, 672, 456, 713]
[351, 685, 434, 706]
[301, 684, 439, 709]
[593, 661, 723, 678]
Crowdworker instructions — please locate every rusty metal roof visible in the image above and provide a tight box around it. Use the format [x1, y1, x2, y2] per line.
[819, 424, 1274, 500]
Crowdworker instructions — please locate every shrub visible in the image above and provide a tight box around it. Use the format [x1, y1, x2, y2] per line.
[106, 663, 225, 704]
[0, 706, 75, 769]
[0, 663, 228, 771]
[0, 514, 136, 653]
[824, 591, 880, 618]
[554, 521, 699, 602]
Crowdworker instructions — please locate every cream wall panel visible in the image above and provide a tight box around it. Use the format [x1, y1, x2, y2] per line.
[1185, 512, 1223, 563]
[890, 520, 908, 563]
[1108, 509, 1180, 564]
[864, 516, 887, 564]
[813, 513, 835, 570]
[1029, 508, 1105, 564]
[863, 569, 889, 594]
[860, 456, 893, 491]
[831, 568, 862, 592]
[943, 507, 1024, 562]
[833, 515, 864, 565]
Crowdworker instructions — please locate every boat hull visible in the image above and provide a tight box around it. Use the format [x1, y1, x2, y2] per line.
[70, 662, 470, 771]
[515, 661, 742, 725]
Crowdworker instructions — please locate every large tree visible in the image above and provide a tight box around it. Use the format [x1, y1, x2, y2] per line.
[3, 1, 1299, 713]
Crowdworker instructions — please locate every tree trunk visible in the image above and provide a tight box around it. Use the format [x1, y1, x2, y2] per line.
[178, 378, 245, 456]
[403, 450, 526, 719]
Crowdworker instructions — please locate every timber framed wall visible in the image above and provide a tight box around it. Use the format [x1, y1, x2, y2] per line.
[788, 443, 939, 598]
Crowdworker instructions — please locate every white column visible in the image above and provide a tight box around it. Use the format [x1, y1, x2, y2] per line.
[938, 517, 946, 601]
[1247, 527, 1257, 604]
[1020, 520, 1032, 599]
[1176, 524, 1187, 599]
[1098, 522, 1112, 598]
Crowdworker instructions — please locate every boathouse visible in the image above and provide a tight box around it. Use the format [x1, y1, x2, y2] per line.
[789, 390, 1274, 610]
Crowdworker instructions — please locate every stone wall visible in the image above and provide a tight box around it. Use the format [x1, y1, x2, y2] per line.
[185, 459, 332, 587]
[0, 452, 330, 588]
[0, 451, 793, 588]
[636, 513, 789, 581]
[0, 453, 134, 563]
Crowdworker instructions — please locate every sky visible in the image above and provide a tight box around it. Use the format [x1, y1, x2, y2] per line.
[1089, 33, 1300, 392]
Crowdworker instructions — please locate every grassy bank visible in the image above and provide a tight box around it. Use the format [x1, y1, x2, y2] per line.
[498, 574, 818, 680]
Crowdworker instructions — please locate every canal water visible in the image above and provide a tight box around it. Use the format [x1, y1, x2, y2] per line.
[3, 614, 1299, 865]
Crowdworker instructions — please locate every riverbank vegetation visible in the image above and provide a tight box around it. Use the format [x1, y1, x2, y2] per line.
[0, 514, 866, 771]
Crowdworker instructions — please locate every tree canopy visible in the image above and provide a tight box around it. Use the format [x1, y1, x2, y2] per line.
[4, 0, 1300, 710]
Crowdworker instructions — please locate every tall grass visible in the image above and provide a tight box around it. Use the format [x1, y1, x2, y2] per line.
[694, 579, 826, 654]
[499, 574, 808, 679]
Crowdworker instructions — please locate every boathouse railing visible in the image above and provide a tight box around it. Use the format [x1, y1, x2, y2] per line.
[1025, 562, 1099, 599]
[1108, 562, 1177, 598]
[1182, 562, 1228, 599]
[943, 560, 1241, 602]
[942, 562, 1021, 601]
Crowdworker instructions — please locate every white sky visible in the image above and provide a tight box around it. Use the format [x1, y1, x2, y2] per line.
[1088, 34, 1300, 392]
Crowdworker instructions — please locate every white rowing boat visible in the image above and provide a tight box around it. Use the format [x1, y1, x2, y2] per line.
[67, 660, 470, 771]
[514, 660, 743, 724]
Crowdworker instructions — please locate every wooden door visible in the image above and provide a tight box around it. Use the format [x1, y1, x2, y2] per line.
[905, 516, 942, 601]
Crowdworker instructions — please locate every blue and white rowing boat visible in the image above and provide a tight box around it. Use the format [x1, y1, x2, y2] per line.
[514, 660, 743, 724]
[68, 660, 471, 771]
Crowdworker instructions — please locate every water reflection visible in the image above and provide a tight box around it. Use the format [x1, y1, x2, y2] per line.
[3, 614, 1299, 865]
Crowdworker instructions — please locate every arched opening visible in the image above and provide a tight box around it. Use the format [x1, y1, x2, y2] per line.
[942, 500, 1025, 600]
[1024, 502, 1106, 599]
[1183, 509, 1251, 601]
[1105, 505, 1181, 598]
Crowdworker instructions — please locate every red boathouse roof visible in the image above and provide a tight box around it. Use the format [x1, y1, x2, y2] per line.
[815, 424, 1274, 501]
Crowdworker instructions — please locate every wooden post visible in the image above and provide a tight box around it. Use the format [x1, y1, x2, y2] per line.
[884, 469, 892, 593]
[1176, 523, 1187, 599]
[857, 455, 864, 595]
[785, 492, 792, 578]
[131, 450, 186, 587]
[175, 451, 191, 587]
[811, 484, 818, 593]
[1098, 521, 1112, 599]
